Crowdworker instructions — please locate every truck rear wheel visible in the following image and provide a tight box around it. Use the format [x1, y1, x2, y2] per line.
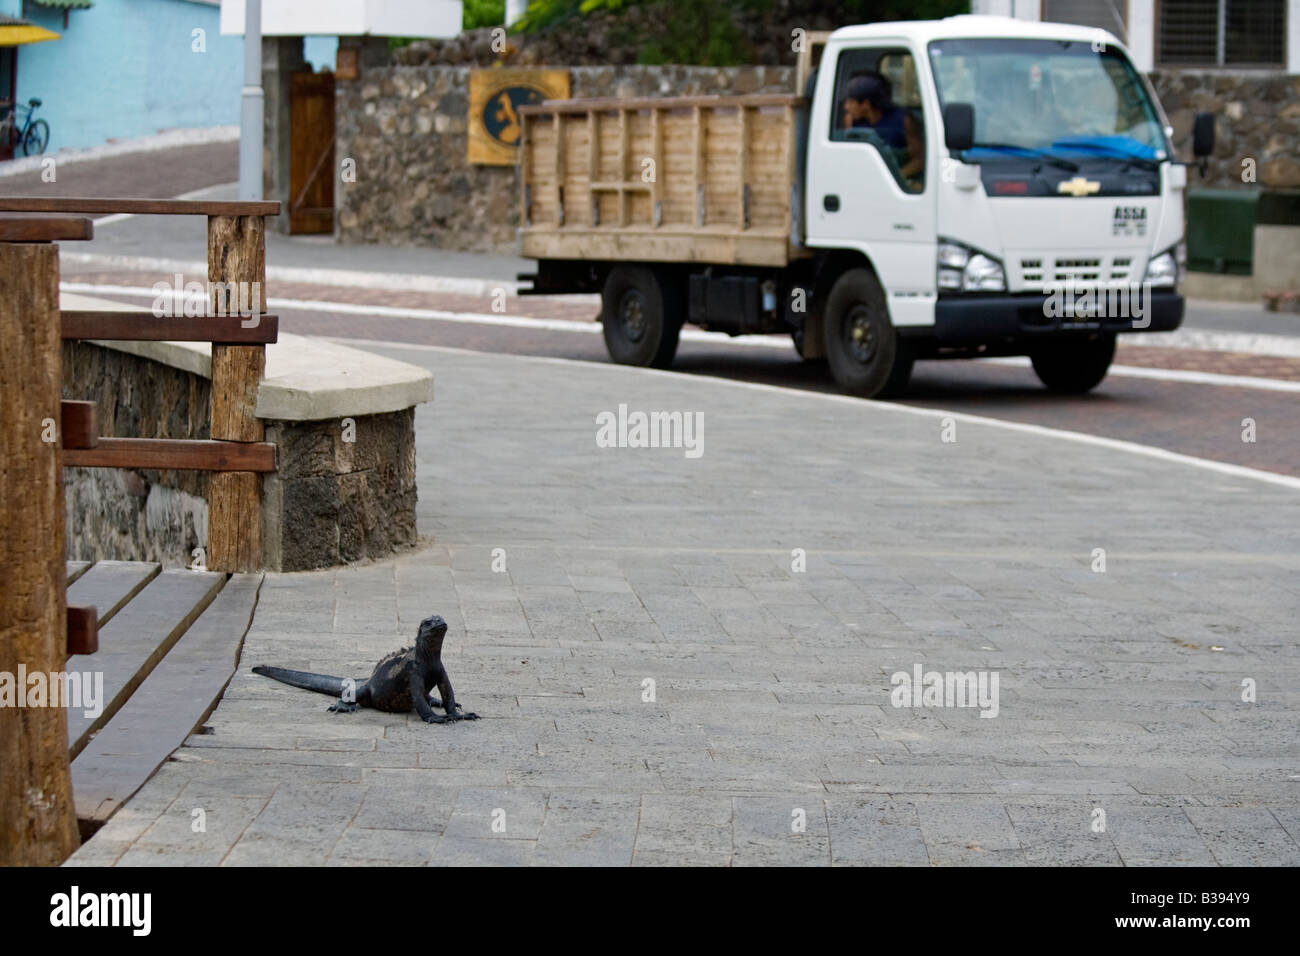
[601, 266, 682, 369]
[823, 268, 912, 398]
[1030, 334, 1116, 393]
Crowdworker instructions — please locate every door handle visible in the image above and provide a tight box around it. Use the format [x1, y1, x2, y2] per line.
[824, 194, 840, 212]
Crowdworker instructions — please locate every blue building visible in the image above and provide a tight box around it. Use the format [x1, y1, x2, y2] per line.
[0, 0, 245, 153]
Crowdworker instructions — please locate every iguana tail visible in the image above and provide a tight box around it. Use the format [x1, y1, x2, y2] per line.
[252, 665, 355, 698]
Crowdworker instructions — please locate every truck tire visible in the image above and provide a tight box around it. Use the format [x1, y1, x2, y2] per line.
[1030, 333, 1116, 393]
[822, 268, 911, 398]
[601, 266, 682, 369]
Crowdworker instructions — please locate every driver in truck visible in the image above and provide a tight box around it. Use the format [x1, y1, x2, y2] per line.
[842, 72, 925, 187]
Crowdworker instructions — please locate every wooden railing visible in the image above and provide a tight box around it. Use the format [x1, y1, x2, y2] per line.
[0, 196, 279, 865]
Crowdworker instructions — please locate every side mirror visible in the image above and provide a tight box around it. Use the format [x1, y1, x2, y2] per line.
[943, 102, 974, 153]
[1192, 111, 1214, 176]
[1192, 112, 1215, 157]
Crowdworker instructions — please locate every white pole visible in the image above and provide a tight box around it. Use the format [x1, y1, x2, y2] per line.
[239, 0, 264, 201]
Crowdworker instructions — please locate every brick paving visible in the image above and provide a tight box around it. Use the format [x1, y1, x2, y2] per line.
[66, 345, 1300, 867]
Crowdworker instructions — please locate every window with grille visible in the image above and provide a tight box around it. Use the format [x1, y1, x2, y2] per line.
[1159, 0, 1286, 66]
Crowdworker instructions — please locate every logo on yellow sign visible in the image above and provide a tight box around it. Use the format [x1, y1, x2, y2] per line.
[1057, 177, 1102, 197]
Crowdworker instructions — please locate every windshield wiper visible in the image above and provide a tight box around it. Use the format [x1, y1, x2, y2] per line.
[966, 143, 1079, 172]
[1049, 140, 1160, 172]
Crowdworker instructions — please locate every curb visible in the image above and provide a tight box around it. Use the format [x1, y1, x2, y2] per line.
[0, 126, 239, 178]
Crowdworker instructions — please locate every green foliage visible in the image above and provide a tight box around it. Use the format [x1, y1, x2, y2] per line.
[512, 0, 971, 63]
[464, 0, 508, 30]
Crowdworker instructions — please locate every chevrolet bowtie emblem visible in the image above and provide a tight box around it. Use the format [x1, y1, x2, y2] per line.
[1058, 177, 1101, 197]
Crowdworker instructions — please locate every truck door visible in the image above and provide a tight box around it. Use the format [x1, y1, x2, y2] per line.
[806, 44, 936, 329]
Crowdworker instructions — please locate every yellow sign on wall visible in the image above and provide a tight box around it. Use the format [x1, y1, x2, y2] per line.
[468, 69, 570, 166]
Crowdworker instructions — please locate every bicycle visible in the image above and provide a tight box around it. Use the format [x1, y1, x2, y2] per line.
[1, 98, 49, 157]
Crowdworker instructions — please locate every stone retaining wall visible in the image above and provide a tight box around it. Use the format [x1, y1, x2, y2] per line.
[62, 342, 420, 572]
[336, 64, 1300, 252]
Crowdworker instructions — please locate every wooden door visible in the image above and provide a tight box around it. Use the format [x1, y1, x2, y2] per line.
[289, 71, 335, 234]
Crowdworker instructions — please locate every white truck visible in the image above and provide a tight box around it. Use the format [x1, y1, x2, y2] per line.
[517, 15, 1213, 398]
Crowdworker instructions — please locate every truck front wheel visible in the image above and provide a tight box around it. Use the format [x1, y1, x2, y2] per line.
[1030, 334, 1116, 393]
[823, 268, 912, 398]
[601, 266, 682, 369]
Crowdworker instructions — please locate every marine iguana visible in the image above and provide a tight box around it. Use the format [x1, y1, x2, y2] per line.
[252, 614, 478, 723]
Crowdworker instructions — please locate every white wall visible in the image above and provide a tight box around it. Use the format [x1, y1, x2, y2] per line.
[220, 0, 461, 38]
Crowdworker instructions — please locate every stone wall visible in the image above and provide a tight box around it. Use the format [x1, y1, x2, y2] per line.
[336, 64, 1299, 251]
[62, 343, 420, 572]
[63, 343, 211, 567]
[263, 411, 419, 572]
[1149, 72, 1300, 189]
[336, 65, 795, 252]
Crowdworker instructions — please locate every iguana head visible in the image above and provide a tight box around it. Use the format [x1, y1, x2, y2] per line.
[417, 615, 448, 649]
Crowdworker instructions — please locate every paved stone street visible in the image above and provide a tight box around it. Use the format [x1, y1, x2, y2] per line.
[67, 345, 1300, 866]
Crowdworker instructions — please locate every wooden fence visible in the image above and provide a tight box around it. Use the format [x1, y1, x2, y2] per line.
[0, 197, 279, 865]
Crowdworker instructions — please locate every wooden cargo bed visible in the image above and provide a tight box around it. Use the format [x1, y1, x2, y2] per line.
[519, 94, 809, 268]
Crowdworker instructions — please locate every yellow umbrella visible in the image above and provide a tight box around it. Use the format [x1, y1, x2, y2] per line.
[0, 16, 61, 47]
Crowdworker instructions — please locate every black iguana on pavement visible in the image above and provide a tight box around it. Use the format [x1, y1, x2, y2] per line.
[252, 614, 479, 723]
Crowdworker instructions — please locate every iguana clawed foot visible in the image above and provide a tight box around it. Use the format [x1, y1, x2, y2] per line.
[328, 700, 360, 713]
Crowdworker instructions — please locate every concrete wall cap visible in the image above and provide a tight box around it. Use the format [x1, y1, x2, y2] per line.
[63, 292, 433, 422]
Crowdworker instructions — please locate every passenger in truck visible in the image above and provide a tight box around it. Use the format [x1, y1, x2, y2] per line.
[842, 72, 925, 188]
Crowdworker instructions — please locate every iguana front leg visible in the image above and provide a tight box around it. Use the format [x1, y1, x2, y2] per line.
[409, 669, 441, 722]
[432, 664, 478, 722]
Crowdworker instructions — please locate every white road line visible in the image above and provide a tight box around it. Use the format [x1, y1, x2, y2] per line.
[333, 337, 1300, 493]
[986, 356, 1300, 393]
[59, 281, 1300, 391]
[90, 185, 229, 227]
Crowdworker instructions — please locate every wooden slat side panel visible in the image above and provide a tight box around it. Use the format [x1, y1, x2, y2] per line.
[66, 569, 227, 759]
[0, 197, 281, 217]
[66, 562, 92, 585]
[62, 311, 279, 345]
[517, 98, 798, 264]
[66, 560, 160, 631]
[520, 93, 804, 114]
[520, 227, 798, 267]
[528, 118, 558, 227]
[751, 110, 794, 229]
[561, 113, 589, 229]
[704, 108, 741, 228]
[71, 574, 263, 828]
[660, 110, 698, 228]
[0, 216, 94, 242]
[63, 438, 275, 472]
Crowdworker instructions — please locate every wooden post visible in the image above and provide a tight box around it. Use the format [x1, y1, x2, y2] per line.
[0, 242, 80, 865]
[206, 215, 267, 572]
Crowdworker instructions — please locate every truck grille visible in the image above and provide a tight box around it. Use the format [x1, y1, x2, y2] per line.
[1017, 255, 1138, 291]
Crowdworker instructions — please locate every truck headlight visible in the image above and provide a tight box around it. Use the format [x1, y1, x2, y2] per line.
[964, 254, 1006, 292]
[937, 240, 1006, 292]
[1144, 246, 1180, 288]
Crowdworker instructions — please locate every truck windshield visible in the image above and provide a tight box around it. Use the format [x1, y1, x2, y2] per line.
[928, 38, 1169, 163]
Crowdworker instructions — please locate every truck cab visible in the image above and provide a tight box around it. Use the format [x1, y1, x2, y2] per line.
[801, 16, 1203, 394]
